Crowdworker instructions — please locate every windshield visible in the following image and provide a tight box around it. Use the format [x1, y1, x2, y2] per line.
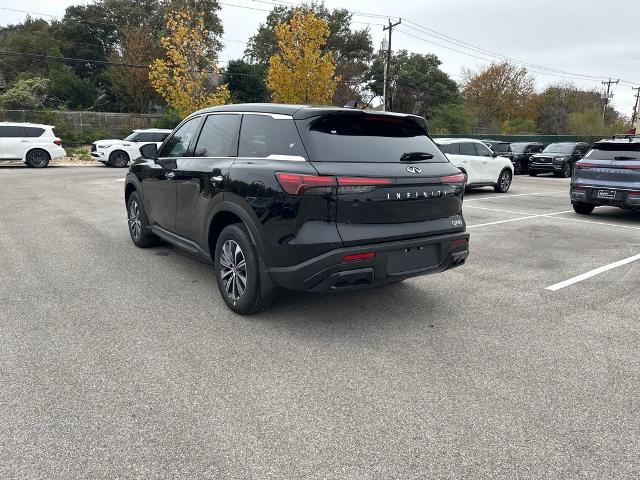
[489, 143, 511, 153]
[584, 142, 640, 161]
[123, 131, 138, 141]
[300, 113, 447, 163]
[543, 143, 575, 154]
[511, 143, 528, 153]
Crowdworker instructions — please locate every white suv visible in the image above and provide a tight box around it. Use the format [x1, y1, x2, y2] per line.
[91, 129, 172, 167]
[0, 122, 66, 168]
[435, 138, 514, 193]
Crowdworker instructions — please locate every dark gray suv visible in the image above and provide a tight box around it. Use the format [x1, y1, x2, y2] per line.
[570, 135, 640, 214]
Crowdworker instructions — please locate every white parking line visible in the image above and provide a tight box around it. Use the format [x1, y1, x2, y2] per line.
[116, 178, 125, 182]
[465, 192, 543, 201]
[467, 210, 574, 229]
[546, 254, 640, 291]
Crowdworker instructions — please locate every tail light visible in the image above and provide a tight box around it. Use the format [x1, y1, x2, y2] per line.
[53, 138, 62, 146]
[450, 238, 468, 247]
[343, 252, 376, 261]
[275, 173, 392, 195]
[440, 173, 466, 183]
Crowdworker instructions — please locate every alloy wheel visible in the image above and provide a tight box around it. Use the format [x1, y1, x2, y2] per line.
[219, 240, 247, 301]
[500, 172, 511, 191]
[128, 200, 142, 239]
[30, 150, 49, 167]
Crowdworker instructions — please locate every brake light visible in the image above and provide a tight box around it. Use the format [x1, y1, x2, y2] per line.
[576, 162, 597, 168]
[343, 252, 376, 261]
[440, 173, 466, 183]
[275, 173, 335, 195]
[53, 139, 62, 146]
[628, 192, 640, 197]
[572, 187, 586, 191]
[337, 177, 393, 186]
[450, 238, 468, 247]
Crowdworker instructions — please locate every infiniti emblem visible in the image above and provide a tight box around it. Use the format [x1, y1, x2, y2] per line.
[406, 166, 422, 174]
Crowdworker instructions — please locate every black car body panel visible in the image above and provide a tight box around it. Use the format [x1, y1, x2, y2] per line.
[529, 142, 590, 175]
[570, 137, 640, 209]
[125, 104, 469, 293]
[510, 142, 544, 174]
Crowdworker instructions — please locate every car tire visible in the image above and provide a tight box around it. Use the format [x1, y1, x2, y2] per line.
[127, 191, 159, 247]
[561, 162, 572, 178]
[513, 161, 522, 175]
[25, 149, 51, 168]
[108, 150, 130, 168]
[494, 169, 512, 193]
[572, 202, 595, 215]
[214, 223, 273, 315]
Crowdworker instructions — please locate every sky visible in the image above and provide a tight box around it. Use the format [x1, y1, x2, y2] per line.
[1, 0, 639, 116]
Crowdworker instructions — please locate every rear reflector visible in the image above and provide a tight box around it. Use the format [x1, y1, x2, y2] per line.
[572, 187, 586, 191]
[450, 238, 468, 247]
[440, 173, 466, 183]
[53, 139, 62, 146]
[343, 252, 376, 261]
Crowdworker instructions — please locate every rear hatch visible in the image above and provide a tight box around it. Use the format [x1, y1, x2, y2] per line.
[575, 141, 640, 189]
[295, 111, 465, 246]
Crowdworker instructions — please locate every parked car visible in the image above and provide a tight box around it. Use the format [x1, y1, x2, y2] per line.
[482, 139, 515, 163]
[510, 142, 544, 175]
[0, 122, 65, 168]
[528, 142, 590, 177]
[124, 104, 470, 314]
[435, 138, 514, 192]
[91, 128, 171, 167]
[570, 135, 640, 214]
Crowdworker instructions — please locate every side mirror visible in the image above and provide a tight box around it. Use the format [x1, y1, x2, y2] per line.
[492, 151, 498, 158]
[140, 143, 158, 160]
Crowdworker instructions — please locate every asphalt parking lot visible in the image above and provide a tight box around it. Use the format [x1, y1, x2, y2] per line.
[1, 165, 639, 479]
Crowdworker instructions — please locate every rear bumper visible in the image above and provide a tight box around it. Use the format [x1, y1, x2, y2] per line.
[570, 185, 640, 208]
[267, 232, 469, 292]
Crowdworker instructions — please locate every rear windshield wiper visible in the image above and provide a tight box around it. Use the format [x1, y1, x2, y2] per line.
[400, 152, 434, 162]
[615, 156, 638, 160]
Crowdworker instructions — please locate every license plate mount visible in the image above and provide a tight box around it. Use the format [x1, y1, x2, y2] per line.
[597, 189, 617, 200]
[387, 245, 440, 274]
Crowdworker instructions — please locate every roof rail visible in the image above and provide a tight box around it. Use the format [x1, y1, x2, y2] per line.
[611, 134, 640, 140]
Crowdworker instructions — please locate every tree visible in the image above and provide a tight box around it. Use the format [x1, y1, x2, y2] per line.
[367, 50, 460, 116]
[568, 106, 630, 136]
[106, 27, 160, 112]
[149, 9, 229, 117]
[0, 77, 51, 109]
[49, 68, 100, 109]
[429, 102, 477, 134]
[223, 60, 269, 103]
[462, 62, 537, 131]
[246, 3, 372, 105]
[267, 10, 337, 104]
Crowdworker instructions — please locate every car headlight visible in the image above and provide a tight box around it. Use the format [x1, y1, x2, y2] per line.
[554, 156, 568, 162]
[99, 144, 112, 149]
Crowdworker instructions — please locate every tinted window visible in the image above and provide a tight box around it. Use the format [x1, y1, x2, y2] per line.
[123, 131, 138, 141]
[584, 142, 640, 160]
[239, 115, 306, 158]
[159, 118, 200, 158]
[511, 143, 527, 153]
[24, 127, 45, 137]
[0, 126, 26, 137]
[438, 143, 460, 155]
[194, 114, 240, 157]
[474, 143, 493, 157]
[489, 143, 510, 153]
[301, 113, 446, 163]
[135, 133, 155, 142]
[543, 143, 575, 154]
[154, 133, 170, 143]
[459, 142, 476, 156]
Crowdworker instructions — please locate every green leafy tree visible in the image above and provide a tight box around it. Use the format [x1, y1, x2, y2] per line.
[49, 68, 100, 109]
[0, 77, 52, 109]
[223, 60, 269, 103]
[367, 50, 460, 116]
[429, 102, 476, 134]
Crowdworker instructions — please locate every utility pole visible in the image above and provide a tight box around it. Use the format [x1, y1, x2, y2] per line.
[383, 18, 401, 112]
[631, 86, 640, 127]
[601, 78, 619, 127]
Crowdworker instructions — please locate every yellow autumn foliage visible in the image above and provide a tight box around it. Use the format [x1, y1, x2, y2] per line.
[149, 9, 229, 117]
[267, 10, 338, 104]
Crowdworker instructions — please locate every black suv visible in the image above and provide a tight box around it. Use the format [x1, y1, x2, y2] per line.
[482, 139, 514, 162]
[124, 104, 469, 314]
[570, 135, 640, 214]
[510, 142, 544, 175]
[529, 142, 590, 177]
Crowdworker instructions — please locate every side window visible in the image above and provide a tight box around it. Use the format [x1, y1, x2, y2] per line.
[439, 143, 459, 155]
[24, 127, 45, 137]
[535, 145, 544, 153]
[135, 133, 154, 142]
[194, 114, 241, 157]
[474, 143, 493, 157]
[0, 126, 26, 137]
[459, 142, 476, 156]
[238, 115, 306, 158]
[159, 118, 200, 158]
[155, 133, 170, 143]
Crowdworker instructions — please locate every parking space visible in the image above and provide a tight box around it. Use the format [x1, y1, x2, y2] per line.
[1, 166, 639, 478]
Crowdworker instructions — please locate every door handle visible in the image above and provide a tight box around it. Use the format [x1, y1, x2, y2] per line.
[211, 175, 223, 185]
[20, 140, 28, 142]
[165, 171, 175, 179]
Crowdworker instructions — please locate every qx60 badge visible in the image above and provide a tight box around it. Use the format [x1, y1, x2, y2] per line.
[406, 165, 422, 174]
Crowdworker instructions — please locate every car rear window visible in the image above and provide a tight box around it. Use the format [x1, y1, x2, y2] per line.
[300, 113, 447, 163]
[584, 142, 640, 160]
[490, 143, 511, 153]
[24, 127, 45, 137]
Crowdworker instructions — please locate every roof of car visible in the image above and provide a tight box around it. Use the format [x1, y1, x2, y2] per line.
[434, 138, 486, 144]
[511, 142, 544, 145]
[597, 135, 640, 144]
[189, 103, 422, 121]
[482, 139, 509, 143]
[133, 128, 172, 133]
[0, 121, 53, 128]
